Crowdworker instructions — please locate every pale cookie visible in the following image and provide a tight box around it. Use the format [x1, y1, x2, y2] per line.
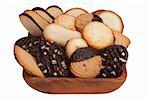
[75, 13, 102, 32]
[92, 10, 105, 15]
[66, 38, 88, 58]
[19, 13, 43, 36]
[70, 47, 102, 78]
[96, 10, 124, 33]
[113, 31, 131, 48]
[32, 7, 54, 23]
[14, 45, 45, 78]
[20, 10, 49, 36]
[43, 23, 82, 47]
[83, 22, 114, 49]
[54, 14, 76, 30]
[46, 5, 63, 18]
[65, 8, 88, 17]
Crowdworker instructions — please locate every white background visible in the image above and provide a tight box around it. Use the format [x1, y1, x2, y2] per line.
[0, 0, 150, 98]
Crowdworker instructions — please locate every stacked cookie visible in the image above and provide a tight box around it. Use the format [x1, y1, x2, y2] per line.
[14, 6, 130, 78]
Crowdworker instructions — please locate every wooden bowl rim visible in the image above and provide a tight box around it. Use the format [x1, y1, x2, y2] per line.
[22, 67, 127, 94]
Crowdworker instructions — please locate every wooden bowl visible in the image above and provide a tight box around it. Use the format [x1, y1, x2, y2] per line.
[23, 67, 127, 94]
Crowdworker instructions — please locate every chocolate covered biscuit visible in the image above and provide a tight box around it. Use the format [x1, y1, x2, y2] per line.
[98, 45, 128, 78]
[15, 35, 70, 77]
[70, 47, 102, 78]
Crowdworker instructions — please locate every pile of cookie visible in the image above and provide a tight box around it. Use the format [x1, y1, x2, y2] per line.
[14, 5, 130, 78]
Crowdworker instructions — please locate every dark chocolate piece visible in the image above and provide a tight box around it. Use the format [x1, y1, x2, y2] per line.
[98, 45, 128, 78]
[70, 47, 99, 62]
[92, 14, 103, 22]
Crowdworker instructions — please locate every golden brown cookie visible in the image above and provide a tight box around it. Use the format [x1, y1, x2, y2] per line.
[70, 47, 102, 78]
[20, 10, 49, 36]
[83, 22, 114, 49]
[65, 8, 88, 17]
[46, 5, 63, 18]
[54, 14, 76, 30]
[32, 7, 54, 23]
[113, 31, 131, 48]
[43, 23, 82, 47]
[75, 13, 102, 32]
[14, 45, 45, 78]
[92, 10, 105, 15]
[66, 38, 88, 58]
[96, 10, 124, 33]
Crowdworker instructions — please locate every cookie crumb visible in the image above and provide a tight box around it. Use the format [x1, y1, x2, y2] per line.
[53, 72, 57, 76]
[41, 45, 46, 49]
[45, 47, 49, 50]
[54, 49, 58, 53]
[22, 45, 26, 48]
[110, 71, 116, 76]
[38, 63, 43, 67]
[52, 60, 57, 64]
[29, 43, 32, 47]
[46, 41, 51, 45]
[102, 73, 107, 77]
[43, 52, 47, 55]
[52, 54, 56, 58]
[43, 69, 48, 73]
[34, 41, 39, 45]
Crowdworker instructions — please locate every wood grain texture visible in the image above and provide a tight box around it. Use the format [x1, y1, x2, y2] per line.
[23, 67, 127, 94]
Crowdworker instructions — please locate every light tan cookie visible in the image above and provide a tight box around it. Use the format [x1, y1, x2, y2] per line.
[19, 13, 43, 36]
[46, 5, 63, 18]
[83, 22, 114, 49]
[66, 38, 88, 58]
[70, 47, 102, 78]
[54, 14, 76, 30]
[96, 10, 124, 33]
[14, 45, 45, 78]
[70, 56, 101, 78]
[75, 13, 102, 32]
[43, 23, 82, 47]
[32, 7, 54, 23]
[20, 10, 49, 36]
[65, 8, 88, 17]
[113, 31, 131, 48]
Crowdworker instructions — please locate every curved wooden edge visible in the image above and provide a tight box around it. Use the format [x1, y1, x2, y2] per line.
[23, 67, 127, 94]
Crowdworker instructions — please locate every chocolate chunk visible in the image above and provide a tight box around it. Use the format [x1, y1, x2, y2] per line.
[92, 14, 103, 22]
[98, 45, 128, 78]
[15, 35, 70, 77]
[70, 47, 99, 62]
